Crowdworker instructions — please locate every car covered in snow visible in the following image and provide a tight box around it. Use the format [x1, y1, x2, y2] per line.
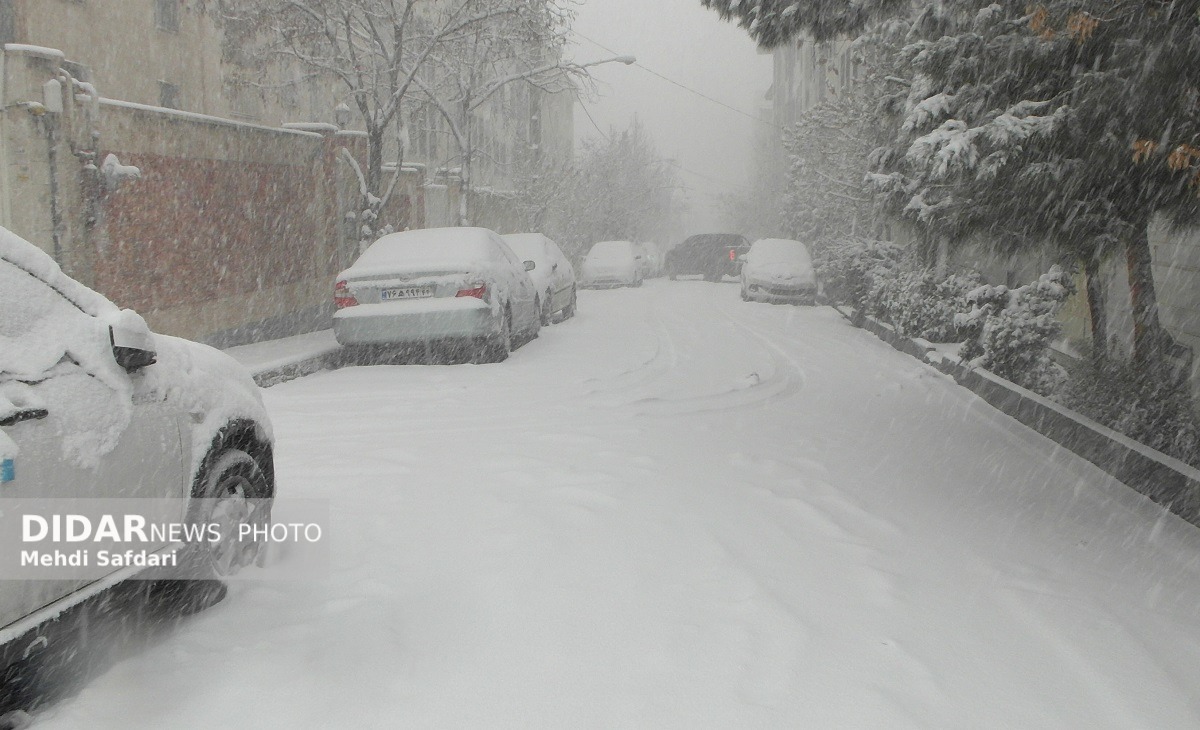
[0, 227, 275, 706]
[665, 233, 749, 281]
[332, 227, 541, 362]
[739, 238, 819, 304]
[579, 240, 644, 288]
[501, 233, 577, 324]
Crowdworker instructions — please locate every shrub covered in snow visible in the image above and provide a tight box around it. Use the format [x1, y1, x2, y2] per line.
[1057, 359, 1200, 469]
[815, 238, 903, 311]
[866, 267, 982, 342]
[956, 266, 1075, 394]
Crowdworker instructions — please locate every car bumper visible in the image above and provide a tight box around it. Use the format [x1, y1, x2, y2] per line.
[743, 282, 817, 303]
[580, 276, 635, 288]
[332, 299, 497, 345]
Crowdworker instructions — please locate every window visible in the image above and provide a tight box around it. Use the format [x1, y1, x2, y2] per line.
[156, 0, 179, 32]
[159, 81, 180, 110]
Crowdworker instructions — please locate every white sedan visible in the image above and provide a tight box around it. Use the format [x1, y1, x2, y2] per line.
[740, 238, 819, 304]
[1, 225, 275, 704]
[501, 233, 577, 325]
[332, 227, 540, 363]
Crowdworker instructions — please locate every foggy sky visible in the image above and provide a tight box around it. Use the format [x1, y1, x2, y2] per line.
[568, 0, 774, 240]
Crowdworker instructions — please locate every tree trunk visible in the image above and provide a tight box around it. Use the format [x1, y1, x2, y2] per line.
[1125, 221, 1167, 365]
[1084, 255, 1107, 357]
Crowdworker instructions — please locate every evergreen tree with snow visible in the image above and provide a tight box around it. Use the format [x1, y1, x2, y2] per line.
[706, 0, 1200, 368]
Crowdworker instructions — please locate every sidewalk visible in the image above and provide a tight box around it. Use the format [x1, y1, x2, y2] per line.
[222, 329, 342, 387]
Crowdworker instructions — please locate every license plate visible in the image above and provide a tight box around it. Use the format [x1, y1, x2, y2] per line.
[381, 286, 433, 301]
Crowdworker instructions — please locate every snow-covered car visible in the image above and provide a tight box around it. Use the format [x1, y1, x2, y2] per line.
[501, 233, 578, 325]
[740, 238, 819, 304]
[0, 227, 275, 699]
[333, 227, 541, 362]
[579, 240, 643, 288]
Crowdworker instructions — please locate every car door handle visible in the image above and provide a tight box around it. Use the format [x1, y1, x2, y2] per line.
[0, 408, 49, 426]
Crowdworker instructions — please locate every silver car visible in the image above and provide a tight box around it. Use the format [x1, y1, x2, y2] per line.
[740, 238, 819, 304]
[579, 240, 643, 288]
[0, 227, 275, 700]
[501, 233, 577, 325]
[332, 227, 541, 362]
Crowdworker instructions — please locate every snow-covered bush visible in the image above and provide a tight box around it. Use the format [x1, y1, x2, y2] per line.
[815, 238, 903, 311]
[1057, 359, 1200, 469]
[956, 266, 1075, 394]
[867, 267, 982, 342]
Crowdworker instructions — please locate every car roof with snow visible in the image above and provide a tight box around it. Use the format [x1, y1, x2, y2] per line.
[349, 227, 506, 274]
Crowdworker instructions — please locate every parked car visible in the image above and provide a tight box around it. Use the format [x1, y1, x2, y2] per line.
[665, 233, 750, 281]
[333, 227, 540, 362]
[579, 240, 644, 288]
[501, 233, 577, 325]
[0, 226, 275, 710]
[740, 238, 819, 304]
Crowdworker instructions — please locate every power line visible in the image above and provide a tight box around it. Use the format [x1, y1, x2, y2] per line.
[572, 29, 780, 132]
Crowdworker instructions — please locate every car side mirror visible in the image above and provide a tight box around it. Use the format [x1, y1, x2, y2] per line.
[524, 260, 536, 271]
[108, 309, 157, 373]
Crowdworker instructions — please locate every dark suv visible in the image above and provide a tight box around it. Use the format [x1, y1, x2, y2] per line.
[665, 234, 750, 281]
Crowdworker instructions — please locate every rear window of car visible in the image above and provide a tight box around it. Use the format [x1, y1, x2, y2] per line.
[680, 235, 746, 251]
[354, 228, 499, 270]
[748, 239, 812, 265]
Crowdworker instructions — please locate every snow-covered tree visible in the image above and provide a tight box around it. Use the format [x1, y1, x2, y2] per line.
[708, 1, 1200, 366]
[699, 0, 909, 47]
[869, 2, 1200, 365]
[554, 119, 679, 260]
[221, 0, 534, 248]
[413, 1, 618, 226]
[718, 130, 788, 242]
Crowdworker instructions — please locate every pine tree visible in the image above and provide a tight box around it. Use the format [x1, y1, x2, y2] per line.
[705, 0, 1200, 365]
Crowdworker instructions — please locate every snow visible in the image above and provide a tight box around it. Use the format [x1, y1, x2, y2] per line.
[345, 227, 501, 277]
[3, 44, 65, 60]
[33, 281, 1200, 728]
[0, 225, 270, 477]
[585, 240, 636, 262]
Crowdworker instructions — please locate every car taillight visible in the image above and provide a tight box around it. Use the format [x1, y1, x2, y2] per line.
[456, 283, 487, 299]
[729, 249, 737, 261]
[334, 280, 358, 309]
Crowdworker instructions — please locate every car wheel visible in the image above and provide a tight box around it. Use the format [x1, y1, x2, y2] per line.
[668, 272, 677, 281]
[741, 287, 749, 301]
[192, 448, 270, 577]
[475, 308, 511, 363]
[563, 287, 577, 318]
[540, 291, 553, 325]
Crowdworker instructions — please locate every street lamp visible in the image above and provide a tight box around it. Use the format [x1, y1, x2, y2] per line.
[578, 55, 637, 70]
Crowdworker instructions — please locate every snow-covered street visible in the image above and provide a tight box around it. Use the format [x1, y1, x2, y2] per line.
[38, 281, 1200, 728]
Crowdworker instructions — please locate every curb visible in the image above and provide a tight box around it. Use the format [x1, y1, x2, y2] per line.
[249, 350, 343, 388]
[842, 307, 1200, 528]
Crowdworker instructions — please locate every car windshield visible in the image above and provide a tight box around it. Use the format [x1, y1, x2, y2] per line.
[748, 240, 810, 265]
[586, 241, 633, 261]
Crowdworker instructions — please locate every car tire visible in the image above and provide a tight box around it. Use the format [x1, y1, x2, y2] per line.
[475, 308, 511, 363]
[563, 288, 577, 319]
[191, 448, 271, 577]
[740, 288, 749, 301]
[540, 292, 553, 326]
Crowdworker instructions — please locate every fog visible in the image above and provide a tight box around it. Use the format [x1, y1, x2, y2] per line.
[569, 0, 773, 240]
